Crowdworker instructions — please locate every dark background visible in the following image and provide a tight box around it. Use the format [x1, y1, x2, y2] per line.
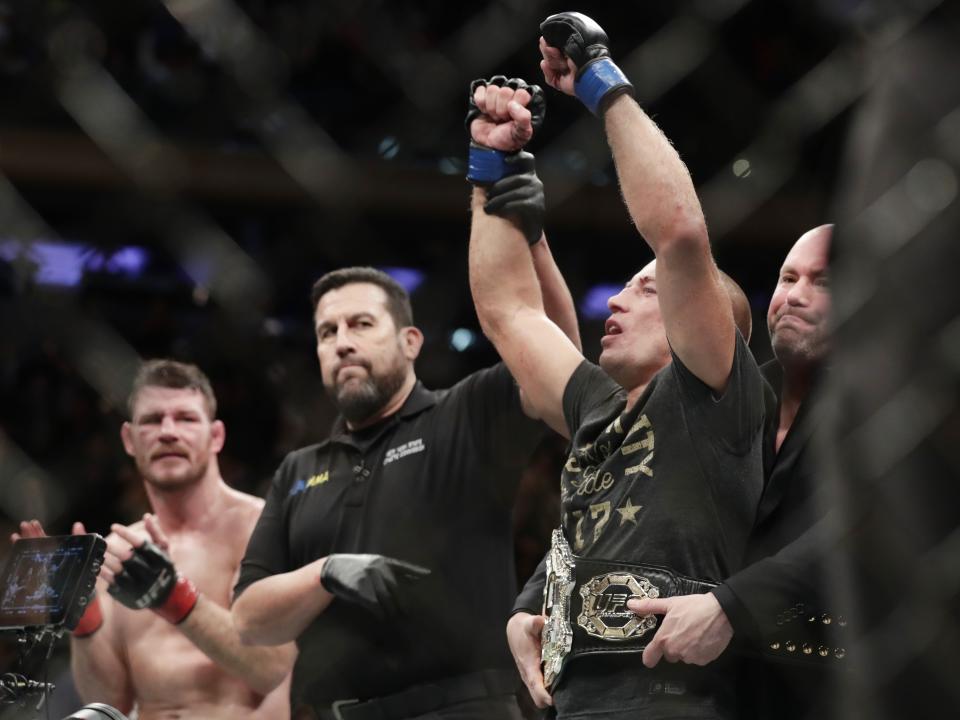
[0, 0, 866, 526]
[0, 0, 946, 714]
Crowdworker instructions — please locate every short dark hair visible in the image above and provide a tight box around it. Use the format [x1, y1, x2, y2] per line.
[718, 270, 753, 342]
[128, 359, 217, 420]
[310, 267, 414, 329]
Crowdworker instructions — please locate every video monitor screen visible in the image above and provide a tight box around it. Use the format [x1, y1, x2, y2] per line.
[0, 536, 102, 630]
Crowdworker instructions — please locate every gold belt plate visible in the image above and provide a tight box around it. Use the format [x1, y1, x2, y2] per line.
[577, 572, 659, 640]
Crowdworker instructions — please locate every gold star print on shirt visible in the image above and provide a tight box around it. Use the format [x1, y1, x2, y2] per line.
[562, 411, 655, 551]
[616, 497, 642, 526]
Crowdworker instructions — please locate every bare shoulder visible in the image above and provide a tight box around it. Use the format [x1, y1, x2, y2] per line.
[221, 486, 266, 532]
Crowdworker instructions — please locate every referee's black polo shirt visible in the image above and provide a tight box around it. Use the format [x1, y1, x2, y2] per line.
[236, 363, 543, 708]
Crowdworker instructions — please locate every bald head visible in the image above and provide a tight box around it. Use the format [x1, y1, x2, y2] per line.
[788, 225, 832, 265]
[768, 224, 833, 369]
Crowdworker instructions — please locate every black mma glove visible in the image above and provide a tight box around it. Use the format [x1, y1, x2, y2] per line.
[320, 553, 430, 621]
[466, 75, 546, 184]
[540, 12, 635, 115]
[484, 151, 545, 245]
[108, 540, 198, 624]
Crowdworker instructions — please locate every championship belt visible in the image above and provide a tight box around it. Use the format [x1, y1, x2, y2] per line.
[541, 529, 576, 689]
[540, 529, 717, 690]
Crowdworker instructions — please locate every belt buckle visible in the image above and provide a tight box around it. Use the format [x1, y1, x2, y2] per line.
[577, 572, 659, 640]
[331, 698, 360, 720]
[541, 529, 576, 690]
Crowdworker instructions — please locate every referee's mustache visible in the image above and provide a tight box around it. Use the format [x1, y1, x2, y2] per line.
[334, 358, 372, 376]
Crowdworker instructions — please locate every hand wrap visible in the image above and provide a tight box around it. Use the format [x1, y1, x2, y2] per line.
[540, 12, 635, 115]
[108, 540, 198, 624]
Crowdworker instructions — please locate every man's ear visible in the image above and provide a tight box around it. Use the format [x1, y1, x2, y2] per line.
[210, 419, 226, 454]
[120, 422, 135, 457]
[400, 326, 424, 361]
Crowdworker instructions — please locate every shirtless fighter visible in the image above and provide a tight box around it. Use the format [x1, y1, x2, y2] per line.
[13, 359, 295, 719]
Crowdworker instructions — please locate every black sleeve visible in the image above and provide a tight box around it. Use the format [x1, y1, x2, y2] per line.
[446, 363, 545, 500]
[711, 583, 761, 644]
[562, 360, 623, 437]
[669, 330, 766, 455]
[457, 363, 542, 453]
[513, 553, 548, 615]
[233, 455, 294, 602]
[715, 512, 843, 647]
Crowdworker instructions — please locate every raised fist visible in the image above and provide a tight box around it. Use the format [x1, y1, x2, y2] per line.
[467, 76, 546, 153]
[539, 12, 634, 115]
[466, 76, 546, 185]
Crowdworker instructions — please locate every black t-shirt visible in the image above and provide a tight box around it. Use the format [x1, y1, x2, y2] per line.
[547, 334, 766, 717]
[235, 364, 542, 707]
[560, 333, 764, 574]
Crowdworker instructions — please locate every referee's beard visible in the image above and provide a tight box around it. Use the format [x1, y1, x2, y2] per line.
[328, 357, 408, 425]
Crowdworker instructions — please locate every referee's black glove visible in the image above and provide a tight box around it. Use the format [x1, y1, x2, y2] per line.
[320, 553, 430, 620]
[484, 151, 545, 245]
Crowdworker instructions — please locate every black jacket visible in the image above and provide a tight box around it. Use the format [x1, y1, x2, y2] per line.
[711, 361, 847, 720]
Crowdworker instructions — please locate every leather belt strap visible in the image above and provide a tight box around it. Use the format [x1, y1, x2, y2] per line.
[540, 529, 718, 690]
[304, 668, 518, 720]
[567, 555, 717, 660]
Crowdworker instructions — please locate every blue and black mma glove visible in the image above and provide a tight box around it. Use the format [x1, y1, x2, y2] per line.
[465, 76, 546, 184]
[466, 76, 547, 244]
[540, 12, 635, 116]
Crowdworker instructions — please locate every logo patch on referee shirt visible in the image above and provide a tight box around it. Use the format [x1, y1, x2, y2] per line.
[288, 471, 329, 497]
[383, 438, 425, 466]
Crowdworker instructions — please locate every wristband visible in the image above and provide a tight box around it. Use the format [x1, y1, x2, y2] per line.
[467, 144, 512, 184]
[575, 58, 635, 116]
[153, 576, 199, 625]
[72, 594, 104, 637]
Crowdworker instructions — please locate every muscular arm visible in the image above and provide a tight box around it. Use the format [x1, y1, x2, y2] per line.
[233, 557, 333, 646]
[106, 515, 296, 692]
[179, 594, 296, 695]
[603, 95, 735, 392]
[533, 234, 582, 353]
[70, 592, 135, 713]
[470, 188, 583, 436]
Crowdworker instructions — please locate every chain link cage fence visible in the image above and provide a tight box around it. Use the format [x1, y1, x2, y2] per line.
[0, 0, 956, 717]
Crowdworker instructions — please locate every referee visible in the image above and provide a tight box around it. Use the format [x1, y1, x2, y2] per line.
[232, 264, 578, 720]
